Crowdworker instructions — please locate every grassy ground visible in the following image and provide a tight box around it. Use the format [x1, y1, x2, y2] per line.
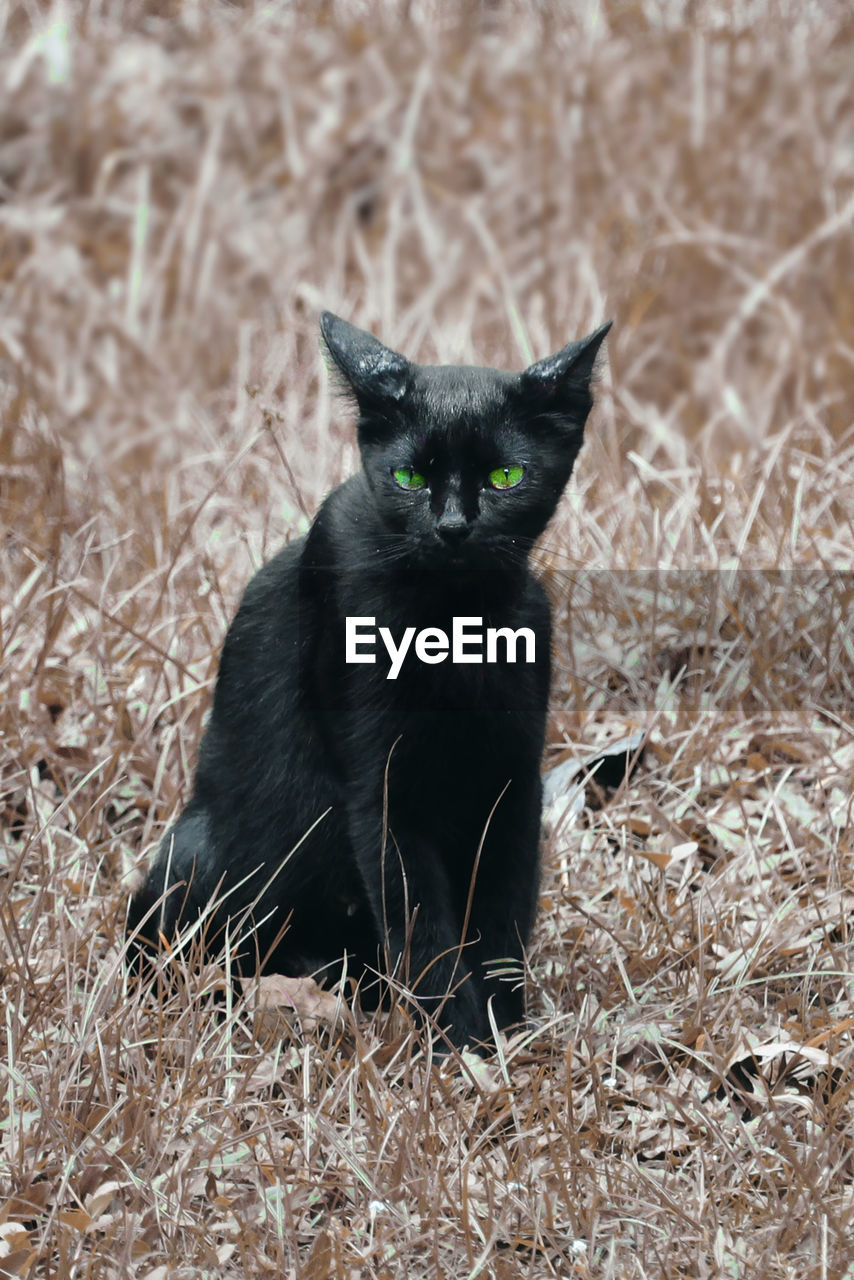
[2, 1, 853, 1276]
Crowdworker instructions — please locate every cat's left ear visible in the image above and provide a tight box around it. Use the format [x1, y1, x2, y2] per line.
[320, 312, 410, 404]
[521, 321, 613, 405]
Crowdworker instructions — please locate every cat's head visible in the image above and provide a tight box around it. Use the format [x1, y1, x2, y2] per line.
[320, 311, 612, 568]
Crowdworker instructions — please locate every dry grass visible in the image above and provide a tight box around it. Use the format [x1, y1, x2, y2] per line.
[2, 1, 853, 1276]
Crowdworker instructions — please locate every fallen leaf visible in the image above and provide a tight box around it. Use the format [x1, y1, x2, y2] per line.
[630, 841, 698, 871]
[85, 1182, 126, 1220]
[254, 974, 342, 1034]
[57, 1209, 92, 1232]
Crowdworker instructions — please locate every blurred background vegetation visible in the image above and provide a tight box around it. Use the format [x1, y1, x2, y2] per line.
[3, 0, 853, 577]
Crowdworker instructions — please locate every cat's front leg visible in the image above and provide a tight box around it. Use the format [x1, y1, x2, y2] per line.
[346, 800, 493, 1046]
[463, 775, 544, 1033]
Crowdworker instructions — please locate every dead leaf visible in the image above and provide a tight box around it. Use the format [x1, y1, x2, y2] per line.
[630, 841, 698, 870]
[0, 1226, 30, 1256]
[84, 1182, 126, 1220]
[1, 1182, 52, 1221]
[0, 1244, 36, 1279]
[57, 1209, 92, 1232]
[254, 974, 342, 1035]
[303, 1229, 333, 1280]
[631, 848, 672, 871]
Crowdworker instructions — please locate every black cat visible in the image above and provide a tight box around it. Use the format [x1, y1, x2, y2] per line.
[127, 312, 612, 1048]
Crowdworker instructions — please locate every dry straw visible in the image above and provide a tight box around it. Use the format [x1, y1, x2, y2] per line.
[1, 1, 852, 1276]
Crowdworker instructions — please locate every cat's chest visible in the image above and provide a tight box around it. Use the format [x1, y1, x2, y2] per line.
[331, 576, 541, 678]
[336, 629, 546, 763]
[338, 618, 540, 703]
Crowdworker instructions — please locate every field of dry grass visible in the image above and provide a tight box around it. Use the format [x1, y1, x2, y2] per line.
[2, 1, 853, 1276]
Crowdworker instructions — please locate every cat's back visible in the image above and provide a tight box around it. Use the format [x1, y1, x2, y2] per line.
[192, 529, 336, 813]
[203, 535, 310, 731]
[230, 536, 304, 629]
[205, 472, 370, 710]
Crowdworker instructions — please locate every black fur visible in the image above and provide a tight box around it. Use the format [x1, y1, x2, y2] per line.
[127, 312, 611, 1047]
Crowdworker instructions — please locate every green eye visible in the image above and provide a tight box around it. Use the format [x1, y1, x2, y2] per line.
[392, 467, 427, 490]
[488, 464, 525, 490]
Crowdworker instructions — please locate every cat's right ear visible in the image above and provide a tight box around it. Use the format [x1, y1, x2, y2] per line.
[320, 312, 410, 405]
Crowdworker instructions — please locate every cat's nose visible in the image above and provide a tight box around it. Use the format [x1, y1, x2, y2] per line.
[437, 511, 470, 542]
